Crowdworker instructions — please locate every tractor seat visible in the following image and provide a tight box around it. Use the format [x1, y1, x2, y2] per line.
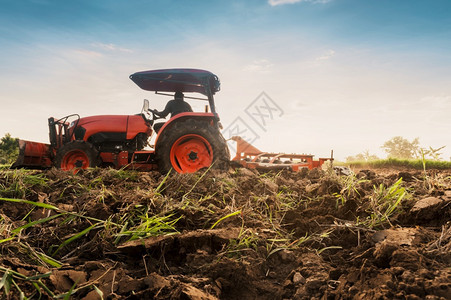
[153, 122, 165, 133]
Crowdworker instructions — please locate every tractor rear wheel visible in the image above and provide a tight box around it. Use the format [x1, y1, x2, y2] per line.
[54, 141, 99, 172]
[156, 119, 230, 173]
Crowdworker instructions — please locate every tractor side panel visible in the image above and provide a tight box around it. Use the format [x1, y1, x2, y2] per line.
[126, 115, 152, 140]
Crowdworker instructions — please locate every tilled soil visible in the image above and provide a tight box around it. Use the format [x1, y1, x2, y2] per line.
[0, 167, 450, 299]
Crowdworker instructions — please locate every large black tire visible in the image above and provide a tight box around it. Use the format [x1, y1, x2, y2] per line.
[54, 141, 100, 171]
[155, 119, 230, 174]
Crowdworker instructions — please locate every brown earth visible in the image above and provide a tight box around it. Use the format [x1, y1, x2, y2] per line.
[0, 166, 450, 299]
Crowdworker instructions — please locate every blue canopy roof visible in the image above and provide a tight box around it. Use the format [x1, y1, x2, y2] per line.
[130, 68, 220, 96]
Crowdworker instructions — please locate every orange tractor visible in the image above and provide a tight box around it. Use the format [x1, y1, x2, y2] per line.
[12, 68, 331, 173]
[13, 69, 229, 173]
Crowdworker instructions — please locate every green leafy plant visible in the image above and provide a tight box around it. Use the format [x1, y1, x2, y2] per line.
[0, 170, 48, 199]
[210, 210, 242, 229]
[359, 178, 408, 229]
[333, 173, 367, 206]
[114, 212, 179, 243]
[225, 228, 259, 258]
[0, 267, 53, 299]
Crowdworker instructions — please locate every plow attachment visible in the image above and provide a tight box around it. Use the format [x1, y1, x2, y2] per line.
[12, 140, 53, 169]
[230, 136, 333, 171]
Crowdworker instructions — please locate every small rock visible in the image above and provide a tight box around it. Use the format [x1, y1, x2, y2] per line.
[143, 272, 171, 291]
[283, 279, 293, 287]
[84, 261, 104, 271]
[82, 290, 103, 300]
[182, 285, 217, 300]
[357, 169, 376, 180]
[372, 228, 418, 246]
[278, 249, 295, 263]
[293, 272, 306, 285]
[373, 240, 398, 266]
[305, 277, 326, 291]
[305, 183, 321, 193]
[398, 172, 414, 181]
[294, 286, 307, 297]
[405, 292, 422, 300]
[261, 178, 278, 193]
[267, 271, 277, 278]
[411, 197, 442, 212]
[237, 168, 256, 177]
[391, 267, 405, 276]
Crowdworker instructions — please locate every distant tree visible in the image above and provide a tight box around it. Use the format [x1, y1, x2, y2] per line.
[0, 133, 19, 164]
[346, 150, 379, 162]
[420, 146, 446, 161]
[381, 136, 420, 159]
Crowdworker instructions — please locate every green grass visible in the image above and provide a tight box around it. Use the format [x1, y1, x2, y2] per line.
[333, 173, 368, 206]
[0, 169, 49, 198]
[346, 158, 451, 170]
[358, 178, 410, 229]
[0, 164, 12, 170]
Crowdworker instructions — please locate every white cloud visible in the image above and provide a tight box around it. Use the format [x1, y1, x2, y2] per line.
[91, 42, 133, 53]
[242, 59, 274, 73]
[268, 0, 331, 6]
[316, 49, 335, 60]
[419, 95, 451, 106]
[72, 49, 103, 58]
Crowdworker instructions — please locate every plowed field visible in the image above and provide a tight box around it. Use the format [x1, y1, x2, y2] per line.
[1, 167, 450, 299]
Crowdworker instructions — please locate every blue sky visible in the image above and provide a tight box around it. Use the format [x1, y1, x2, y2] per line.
[1, 0, 450, 160]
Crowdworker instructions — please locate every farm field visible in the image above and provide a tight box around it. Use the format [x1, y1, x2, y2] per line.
[0, 166, 450, 299]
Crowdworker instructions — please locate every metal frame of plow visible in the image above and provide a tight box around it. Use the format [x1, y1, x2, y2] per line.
[230, 136, 333, 171]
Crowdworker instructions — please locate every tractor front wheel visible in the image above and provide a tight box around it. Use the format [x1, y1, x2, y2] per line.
[156, 119, 229, 173]
[54, 141, 99, 172]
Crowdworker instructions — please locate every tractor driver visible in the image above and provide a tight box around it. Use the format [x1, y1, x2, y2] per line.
[151, 91, 193, 118]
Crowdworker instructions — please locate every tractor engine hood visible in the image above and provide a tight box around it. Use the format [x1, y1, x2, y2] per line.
[74, 115, 152, 141]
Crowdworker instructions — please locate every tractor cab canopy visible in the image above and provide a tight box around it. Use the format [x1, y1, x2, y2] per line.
[130, 69, 220, 96]
[130, 68, 220, 114]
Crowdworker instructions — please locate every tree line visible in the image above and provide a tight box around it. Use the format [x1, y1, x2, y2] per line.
[0, 133, 19, 164]
[346, 136, 447, 162]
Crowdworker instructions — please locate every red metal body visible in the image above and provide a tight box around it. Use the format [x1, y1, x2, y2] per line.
[13, 140, 53, 169]
[99, 151, 158, 171]
[231, 136, 332, 171]
[13, 112, 217, 171]
[74, 115, 152, 142]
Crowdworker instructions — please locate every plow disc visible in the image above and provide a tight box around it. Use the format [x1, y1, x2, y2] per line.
[230, 136, 333, 171]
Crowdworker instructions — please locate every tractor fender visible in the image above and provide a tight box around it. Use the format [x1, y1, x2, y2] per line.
[154, 112, 218, 150]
